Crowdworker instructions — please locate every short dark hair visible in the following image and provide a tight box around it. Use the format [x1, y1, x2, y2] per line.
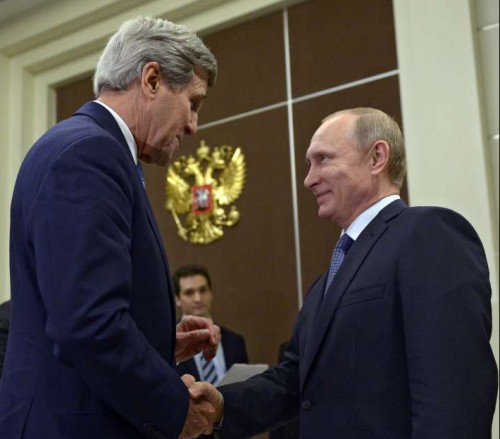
[173, 264, 212, 296]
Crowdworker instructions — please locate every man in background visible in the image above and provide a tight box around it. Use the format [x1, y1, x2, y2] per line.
[193, 107, 498, 438]
[175, 265, 248, 386]
[0, 16, 222, 439]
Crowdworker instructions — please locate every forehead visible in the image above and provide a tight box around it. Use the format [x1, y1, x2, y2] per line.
[306, 114, 354, 158]
[179, 274, 209, 289]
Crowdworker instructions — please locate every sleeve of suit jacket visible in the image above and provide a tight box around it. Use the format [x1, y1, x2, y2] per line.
[218, 319, 302, 438]
[30, 136, 189, 438]
[398, 208, 497, 437]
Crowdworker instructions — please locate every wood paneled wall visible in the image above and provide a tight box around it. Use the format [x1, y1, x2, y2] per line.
[56, 0, 405, 373]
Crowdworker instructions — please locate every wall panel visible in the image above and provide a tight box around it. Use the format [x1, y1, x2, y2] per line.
[199, 11, 287, 124]
[54, 0, 403, 396]
[146, 108, 298, 365]
[288, 0, 398, 97]
[57, 75, 95, 120]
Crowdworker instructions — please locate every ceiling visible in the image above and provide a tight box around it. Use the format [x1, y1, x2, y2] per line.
[0, 0, 60, 25]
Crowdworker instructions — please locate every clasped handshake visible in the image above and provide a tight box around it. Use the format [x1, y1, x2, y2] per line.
[176, 316, 225, 439]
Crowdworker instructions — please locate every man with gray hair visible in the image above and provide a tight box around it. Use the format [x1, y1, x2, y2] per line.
[193, 107, 498, 438]
[0, 16, 221, 439]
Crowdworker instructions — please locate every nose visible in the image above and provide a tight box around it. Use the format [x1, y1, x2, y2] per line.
[304, 165, 317, 189]
[185, 112, 198, 136]
[193, 291, 202, 302]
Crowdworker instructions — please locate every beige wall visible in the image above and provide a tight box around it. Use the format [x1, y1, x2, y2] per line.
[0, 0, 498, 432]
[473, 0, 499, 245]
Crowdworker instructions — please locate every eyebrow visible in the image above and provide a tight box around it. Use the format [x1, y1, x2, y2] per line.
[192, 93, 207, 106]
[304, 148, 320, 163]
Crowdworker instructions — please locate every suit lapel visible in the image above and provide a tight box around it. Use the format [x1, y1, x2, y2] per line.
[301, 275, 327, 385]
[301, 200, 406, 389]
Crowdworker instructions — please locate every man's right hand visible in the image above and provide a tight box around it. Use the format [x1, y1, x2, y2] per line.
[188, 379, 224, 425]
[178, 374, 223, 439]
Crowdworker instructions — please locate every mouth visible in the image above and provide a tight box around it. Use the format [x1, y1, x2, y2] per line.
[165, 137, 180, 156]
[314, 191, 329, 204]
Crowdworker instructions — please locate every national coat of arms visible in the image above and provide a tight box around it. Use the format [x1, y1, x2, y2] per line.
[165, 141, 246, 244]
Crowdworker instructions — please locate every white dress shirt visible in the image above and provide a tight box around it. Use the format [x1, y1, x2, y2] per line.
[344, 194, 401, 240]
[94, 100, 138, 164]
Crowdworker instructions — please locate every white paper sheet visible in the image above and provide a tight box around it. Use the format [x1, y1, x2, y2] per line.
[217, 363, 269, 386]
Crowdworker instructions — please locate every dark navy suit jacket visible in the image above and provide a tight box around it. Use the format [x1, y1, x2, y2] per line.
[219, 200, 498, 439]
[0, 102, 188, 439]
[177, 326, 248, 381]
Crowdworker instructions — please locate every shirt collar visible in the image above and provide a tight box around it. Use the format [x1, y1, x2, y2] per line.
[344, 194, 401, 240]
[94, 100, 138, 165]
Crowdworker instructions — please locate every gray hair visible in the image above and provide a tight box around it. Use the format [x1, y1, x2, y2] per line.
[93, 16, 217, 97]
[324, 108, 406, 187]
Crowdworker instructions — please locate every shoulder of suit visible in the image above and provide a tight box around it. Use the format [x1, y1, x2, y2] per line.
[220, 325, 245, 340]
[402, 205, 467, 223]
[396, 206, 480, 244]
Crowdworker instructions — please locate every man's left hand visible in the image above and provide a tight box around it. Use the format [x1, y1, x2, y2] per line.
[175, 315, 221, 363]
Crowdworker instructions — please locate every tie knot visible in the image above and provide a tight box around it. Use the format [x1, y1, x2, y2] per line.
[336, 233, 354, 252]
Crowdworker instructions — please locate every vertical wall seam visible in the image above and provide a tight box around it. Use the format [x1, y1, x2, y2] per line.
[283, 8, 303, 309]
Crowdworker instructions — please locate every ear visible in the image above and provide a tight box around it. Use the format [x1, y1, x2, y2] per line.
[175, 296, 181, 307]
[141, 61, 162, 98]
[370, 140, 390, 176]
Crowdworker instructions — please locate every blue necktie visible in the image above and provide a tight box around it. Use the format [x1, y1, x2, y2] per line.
[324, 233, 354, 293]
[136, 162, 145, 187]
[200, 356, 218, 385]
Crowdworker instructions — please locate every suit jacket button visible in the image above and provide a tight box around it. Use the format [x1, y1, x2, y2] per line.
[302, 400, 311, 410]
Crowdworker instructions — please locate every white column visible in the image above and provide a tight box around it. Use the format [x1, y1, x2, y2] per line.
[0, 53, 11, 303]
[393, 0, 499, 435]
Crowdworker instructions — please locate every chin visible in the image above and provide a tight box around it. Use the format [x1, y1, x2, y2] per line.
[317, 207, 332, 220]
[152, 152, 171, 166]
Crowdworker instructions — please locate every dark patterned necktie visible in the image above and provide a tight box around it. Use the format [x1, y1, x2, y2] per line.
[200, 356, 218, 385]
[324, 233, 354, 293]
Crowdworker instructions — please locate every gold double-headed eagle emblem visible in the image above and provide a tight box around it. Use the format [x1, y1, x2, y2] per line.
[165, 141, 246, 244]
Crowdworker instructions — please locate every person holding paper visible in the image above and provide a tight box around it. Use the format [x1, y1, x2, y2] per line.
[174, 265, 248, 386]
[190, 108, 498, 438]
